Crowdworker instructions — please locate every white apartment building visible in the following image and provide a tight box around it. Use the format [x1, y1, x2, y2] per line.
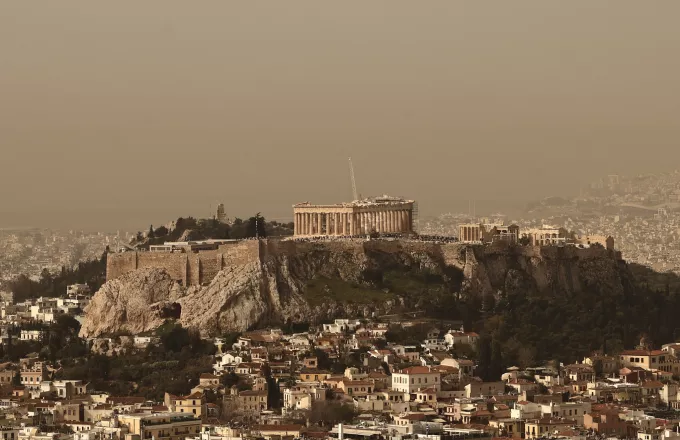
[20, 330, 43, 342]
[391, 366, 441, 394]
[541, 401, 592, 424]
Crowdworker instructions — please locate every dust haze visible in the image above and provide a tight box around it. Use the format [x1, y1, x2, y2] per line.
[1, 1, 679, 230]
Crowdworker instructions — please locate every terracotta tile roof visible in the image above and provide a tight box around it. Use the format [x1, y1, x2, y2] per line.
[109, 396, 145, 405]
[200, 373, 219, 379]
[253, 425, 303, 432]
[398, 413, 426, 421]
[239, 390, 267, 396]
[620, 349, 665, 356]
[399, 366, 433, 375]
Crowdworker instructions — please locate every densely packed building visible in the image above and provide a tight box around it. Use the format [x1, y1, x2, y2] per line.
[5, 312, 666, 440]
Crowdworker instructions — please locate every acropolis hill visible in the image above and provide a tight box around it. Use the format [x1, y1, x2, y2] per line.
[89, 238, 626, 337]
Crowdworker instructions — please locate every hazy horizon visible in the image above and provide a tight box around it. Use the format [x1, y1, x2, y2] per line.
[2, 1, 680, 231]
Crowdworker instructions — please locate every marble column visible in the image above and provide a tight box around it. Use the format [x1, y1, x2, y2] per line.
[390, 211, 395, 233]
[348, 213, 354, 235]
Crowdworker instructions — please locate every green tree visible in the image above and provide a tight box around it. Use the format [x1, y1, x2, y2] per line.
[245, 213, 267, 238]
[476, 334, 492, 381]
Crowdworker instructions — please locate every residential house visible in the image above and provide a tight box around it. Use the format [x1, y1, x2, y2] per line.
[619, 350, 674, 373]
[165, 392, 206, 418]
[237, 390, 268, 413]
[541, 401, 591, 425]
[525, 417, 575, 440]
[441, 358, 475, 377]
[391, 366, 441, 394]
[465, 381, 505, 398]
[117, 413, 201, 440]
[250, 425, 303, 440]
[584, 408, 633, 437]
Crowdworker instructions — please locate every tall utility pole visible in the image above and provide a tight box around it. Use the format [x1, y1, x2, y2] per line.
[348, 157, 359, 201]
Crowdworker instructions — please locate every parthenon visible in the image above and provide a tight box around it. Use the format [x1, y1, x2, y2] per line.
[293, 195, 414, 236]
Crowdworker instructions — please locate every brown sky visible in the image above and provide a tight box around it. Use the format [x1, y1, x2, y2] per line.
[1, 1, 680, 231]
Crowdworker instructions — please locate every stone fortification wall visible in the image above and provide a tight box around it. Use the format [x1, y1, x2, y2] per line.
[107, 238, 622, 287]
[106, 240, 261, 286]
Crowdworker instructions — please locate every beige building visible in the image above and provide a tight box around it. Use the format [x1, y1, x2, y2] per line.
[117, 413, 201, 440]
[458, 223, 519, 244]
[619, 350, 674, 373]
[0, 369, 14, 385]
[293, 195, 414, 236]
[164, 392, 206, 418]
[237, 390, 268, 413]
[391, 366, 441, 394]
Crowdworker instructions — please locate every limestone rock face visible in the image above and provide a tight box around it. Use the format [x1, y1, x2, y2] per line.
[81, 240, 627, 338]
[79, 268, 184, 338]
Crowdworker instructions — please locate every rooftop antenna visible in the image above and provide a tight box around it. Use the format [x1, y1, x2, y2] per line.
[348, 157, 359, 201]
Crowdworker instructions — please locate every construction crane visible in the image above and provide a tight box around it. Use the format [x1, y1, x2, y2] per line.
[348, 157, 359, 201]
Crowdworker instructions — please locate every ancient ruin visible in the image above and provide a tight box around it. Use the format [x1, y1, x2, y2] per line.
[292, 195, 414, 236]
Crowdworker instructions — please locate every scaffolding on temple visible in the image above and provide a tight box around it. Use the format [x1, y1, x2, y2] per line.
[412, 201, 419, 233]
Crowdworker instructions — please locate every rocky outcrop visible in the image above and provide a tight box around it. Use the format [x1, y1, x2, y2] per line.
[80, 240, 627, 337]
[79, 268, 184, 337]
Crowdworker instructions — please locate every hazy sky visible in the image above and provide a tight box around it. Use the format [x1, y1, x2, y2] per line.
[2, 1, 680, 230]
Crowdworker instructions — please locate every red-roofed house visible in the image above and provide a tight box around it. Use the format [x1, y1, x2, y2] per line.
[619, 350, 673, 373]
[392, 366, 441, 393]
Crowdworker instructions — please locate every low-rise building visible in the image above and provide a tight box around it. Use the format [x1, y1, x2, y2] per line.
[391, 366, 441, 394]
[237, 390, 268, 413]
[117, 413, 201, 440]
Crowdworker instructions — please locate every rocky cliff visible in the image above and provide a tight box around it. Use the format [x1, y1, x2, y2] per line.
[80, 239, 627, 338]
